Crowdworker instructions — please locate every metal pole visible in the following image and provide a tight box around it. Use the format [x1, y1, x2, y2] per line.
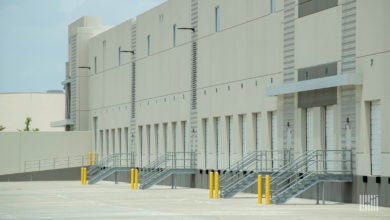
[53, 158, 55, 169]
[38, 160, 41, 171]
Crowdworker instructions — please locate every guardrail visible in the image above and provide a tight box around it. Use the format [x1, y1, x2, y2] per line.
[24, 154, 90, 172]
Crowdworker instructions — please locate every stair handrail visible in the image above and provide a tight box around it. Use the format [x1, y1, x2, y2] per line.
[270, 149, 353, 199]
[270, 150, 317, 183]
[140, 151, 196, 188]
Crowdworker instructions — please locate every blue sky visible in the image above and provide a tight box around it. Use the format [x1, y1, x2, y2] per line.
[0, 0, 165, 93]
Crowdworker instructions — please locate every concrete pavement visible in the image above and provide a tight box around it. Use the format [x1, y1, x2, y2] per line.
[0, 181, 389, 219]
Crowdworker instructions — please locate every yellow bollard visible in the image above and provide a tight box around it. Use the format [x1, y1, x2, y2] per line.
[130, 169, 135, 189]
[81, 167, 87, 185]
[265, 175, 270, 205]
[84, 167, 87, 185]
[258, 175, 262, 204]
[80, 167, 84, 185]
[88, 152, 92, 166]
[93, 152, 97, 165]
[214, 171, 219, 199]
[135, 168, 139, 189]
[209, 171, 214, 199]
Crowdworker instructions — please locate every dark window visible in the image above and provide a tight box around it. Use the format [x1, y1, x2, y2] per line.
[298, 0, 338, 18]
[297, 62, 338, 108]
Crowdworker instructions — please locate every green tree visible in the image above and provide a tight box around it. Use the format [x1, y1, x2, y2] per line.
[22, 117, 39, 132]
[0, 125, 5, 131]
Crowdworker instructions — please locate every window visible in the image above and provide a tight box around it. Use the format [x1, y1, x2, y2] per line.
[118, 47, 121, 65]
[271, 0, 276, 13]
[147, 35, 151, 56]
[102, 40, 106, 70]
[215, 6, 220, 32]
[298, 0, 338, 18]
[94, 56, 97, 74]
[173, 24, 176, 47]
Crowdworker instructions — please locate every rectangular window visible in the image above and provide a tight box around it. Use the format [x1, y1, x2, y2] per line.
[298, 0, 338, 18]
[102, 40, 106, 70]
[173, 24, 176, 47]
[94, 56, 97, 74]
[118, 47, 121, 65]
[270, 0, 276, 13]
[215, 6, 220, 32]
[147, 35, 151, 56]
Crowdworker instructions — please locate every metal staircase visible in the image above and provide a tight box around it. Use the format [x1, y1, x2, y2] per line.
[270, 150, 352, 204]
[139, 152, 197, 189]
[220, 150, 292, 198]
[88, 153, 133, 185]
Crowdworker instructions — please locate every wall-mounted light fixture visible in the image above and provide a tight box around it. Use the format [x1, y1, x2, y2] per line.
[120, 50, 135, 55]
[178, 27, 195, 32]
[287, 122, 290, 128]
[346, 117, 350, 125]
[78, 66, 91, 70]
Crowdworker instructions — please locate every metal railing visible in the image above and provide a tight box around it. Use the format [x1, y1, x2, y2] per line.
[95, 153, 134, 169]
[24, 154, 89, 172]
[220, 150, 293, 188]
[139, 152, 196, 187]
[270, 149, 352, 199]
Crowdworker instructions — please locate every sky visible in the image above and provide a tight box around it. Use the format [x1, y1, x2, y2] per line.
[0, 0, 165, 93]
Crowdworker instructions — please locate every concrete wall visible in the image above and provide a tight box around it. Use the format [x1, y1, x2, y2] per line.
[0, 93, 65, 131]
[0, 132, 92, 175]
[0, 167, 82, 182]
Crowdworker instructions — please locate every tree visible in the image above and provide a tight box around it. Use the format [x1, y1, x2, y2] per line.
[22, 117, 39, 132]
[0, 125, 5, 131]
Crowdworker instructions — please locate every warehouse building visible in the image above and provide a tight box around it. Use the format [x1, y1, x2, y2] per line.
[60, 0, 390, 206]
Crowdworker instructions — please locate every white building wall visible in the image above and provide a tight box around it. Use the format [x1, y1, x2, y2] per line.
[65, 0, 390, 176]
[0, 93, 65, 131]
